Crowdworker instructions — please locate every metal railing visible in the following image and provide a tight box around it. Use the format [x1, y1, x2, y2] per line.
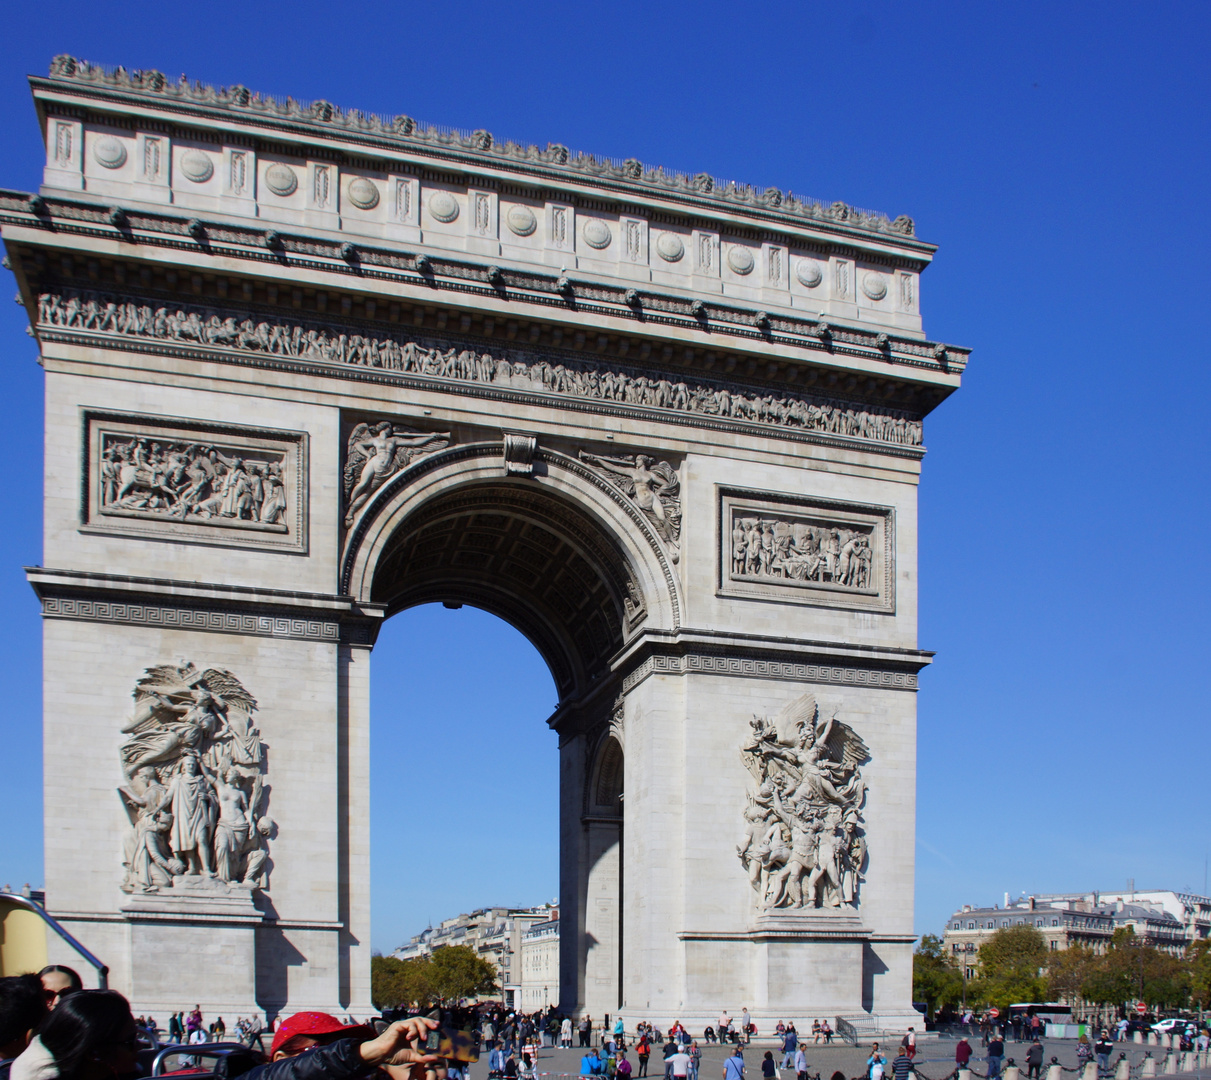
[0, 892, 109, 987]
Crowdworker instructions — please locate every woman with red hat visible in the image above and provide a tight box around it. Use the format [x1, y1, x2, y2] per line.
[241, 1013, 439, 1080]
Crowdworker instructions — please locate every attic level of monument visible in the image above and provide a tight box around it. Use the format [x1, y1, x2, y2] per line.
[36, 57, 930, 251]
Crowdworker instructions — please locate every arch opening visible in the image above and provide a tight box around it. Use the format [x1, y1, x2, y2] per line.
[368, 479, 639, 702]
[368, 603, 559, 958]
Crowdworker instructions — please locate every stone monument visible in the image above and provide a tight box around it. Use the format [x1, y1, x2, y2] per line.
[1, 56, 969, 1028]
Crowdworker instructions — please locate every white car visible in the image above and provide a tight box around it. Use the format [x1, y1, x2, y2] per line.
[1151, 1019, 1193, 1036]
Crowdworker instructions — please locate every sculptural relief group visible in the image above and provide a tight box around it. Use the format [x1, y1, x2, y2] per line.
[99, 433, 288, 529]
[38, 291, 923, 449]
[732, 515, 873, 590]
[738, 693, 869, 911]
[117, 663, 273, 895]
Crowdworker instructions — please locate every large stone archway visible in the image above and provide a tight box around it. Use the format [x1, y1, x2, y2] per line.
[5, 57, 968, 1029]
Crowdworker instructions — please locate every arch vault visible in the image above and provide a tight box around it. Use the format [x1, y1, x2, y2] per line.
[6, 58, 968, 1030]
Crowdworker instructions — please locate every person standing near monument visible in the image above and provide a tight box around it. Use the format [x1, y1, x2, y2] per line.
[781, 1026, 797, 1069]
[637, 1033, 651, 1077]
[1024, 1039, 1043, 1080]
[741, 1011, 751, 1045]
[723, 1048, 744, 1080]
[955, 1038, 972, 1070]
[986, 1033, 1005, 1079]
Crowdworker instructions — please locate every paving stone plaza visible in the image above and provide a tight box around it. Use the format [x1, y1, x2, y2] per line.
[2, 57, 971, 1024]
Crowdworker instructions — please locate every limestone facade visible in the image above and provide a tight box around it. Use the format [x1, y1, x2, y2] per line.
[2, 57, 968, 1030]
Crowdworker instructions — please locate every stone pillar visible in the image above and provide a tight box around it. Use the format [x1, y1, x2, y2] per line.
[1047, 1063, 1064, 1080]
[1083, 1062, 1098, 1080]
[1141, 1055, 1156, 1077]
[1147, 1033, 1157, 1047]
[582, 820, 621, 1015]
[1134, 1032, 1143, 1044]
[1003, 1065, 1020, 1080]
[958, 1069, 971, 1080]
[338, 641, 375, 1013]
[1163, 1054, 1176, 1075]
[1114, 1057, 1131, 1080]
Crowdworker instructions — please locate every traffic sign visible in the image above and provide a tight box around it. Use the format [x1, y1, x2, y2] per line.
[989, 1008, 1000, 1019]
[1136, 1002, 1147, 1016]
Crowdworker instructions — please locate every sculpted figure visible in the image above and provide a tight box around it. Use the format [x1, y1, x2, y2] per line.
[739, 692, 869, 910]
[208, 766, 251, 882]
[343, 422, 451, 526]
[125, 810, 185, 893]
[579, 451, 682, 560]
[167, 753, 216, 876]
[116, 662, 271, 891]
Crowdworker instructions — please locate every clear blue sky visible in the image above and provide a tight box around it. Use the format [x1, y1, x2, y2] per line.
[0, 1, 1208, 955]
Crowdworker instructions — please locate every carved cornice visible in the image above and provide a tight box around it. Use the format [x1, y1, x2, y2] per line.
[0, 193, 967, 385]
[37, 57, 927, 249]
[622, 652, 918, 693]
[609, 626, 929, 697]
[26, 566, 382, 644]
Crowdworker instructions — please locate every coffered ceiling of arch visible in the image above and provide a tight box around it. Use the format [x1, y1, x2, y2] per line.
[370, 483, 637, 700]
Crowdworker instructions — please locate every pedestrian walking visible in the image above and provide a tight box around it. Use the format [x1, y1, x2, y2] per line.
[664, 1037, 679, 1080]
[795, 1046, 809, 1080]
[690, 1042, 701, 1080]
[900, 1029, 915, 1061]
[955, 1038, 972, 1070]
[761, 1051, 776, 1080]
[781, 1027, 798, 1069]
[724, 1047, 745, 1080]
[987, 1035, 1005, 1080]
[1025, 1040, 1043, 1080]
[638, 1034, 651, 1078]
[891, 1050, 914, 1080]
[1094, 1033, 1113, 1075]
[581, 1018, 593, 1049]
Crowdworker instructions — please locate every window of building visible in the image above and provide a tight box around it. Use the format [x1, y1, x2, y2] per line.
[1036, 919, 1043, 927]
[1050, 940, 1058, 950]
[968, 922, 975, 929]
[1052, 919, 1059, 926]
[987, 921, 994, 929]
[1001, 920, 1009, 928]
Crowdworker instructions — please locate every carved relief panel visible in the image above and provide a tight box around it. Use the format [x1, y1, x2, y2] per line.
[719, 488, 894, 613]
[82, 411, 308, 552]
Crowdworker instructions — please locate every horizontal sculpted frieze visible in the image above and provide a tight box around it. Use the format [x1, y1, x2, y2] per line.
[39, 291, 923, 450]
[83, 411, 308, 551]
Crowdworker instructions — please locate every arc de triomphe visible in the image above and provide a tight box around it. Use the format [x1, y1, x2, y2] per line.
[2, 58, 967, 1028]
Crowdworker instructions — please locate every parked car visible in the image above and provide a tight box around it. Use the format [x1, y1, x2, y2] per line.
[1151, 1019, 1195, 1036]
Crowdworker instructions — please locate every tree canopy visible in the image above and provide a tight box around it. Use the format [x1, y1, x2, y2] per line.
[371, 945, 499, 1009]
[913, 934, 965, 1017]
[968, 925, 1049, 1009]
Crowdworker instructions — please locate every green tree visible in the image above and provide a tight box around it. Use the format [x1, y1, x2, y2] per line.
[428, 945, 499, 1003]
[968, 924, 1048, 1010]
[913, 934, 965, 1017]
[1082, 928, 1188, 1010]
[1187, 940, 1211, 1011]
[371, 953, 436, 1009]
[1047, 944, 1099, 1011]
